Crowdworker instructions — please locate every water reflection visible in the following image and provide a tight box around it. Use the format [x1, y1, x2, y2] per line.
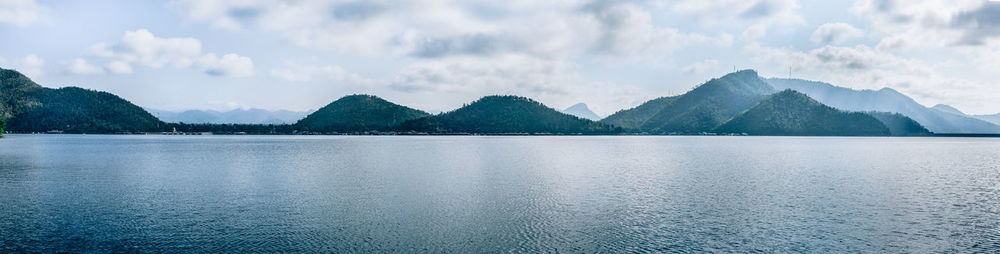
[0, 135, 998, 252]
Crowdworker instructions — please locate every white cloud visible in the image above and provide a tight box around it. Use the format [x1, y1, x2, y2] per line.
[681, 59, 719, 74]
[583, 2, 729, 57]
[92, 29, 202, 69]
[741, 25, 767, 42]
[389, 54, 574, 94]
[172, 0, 493, 55]
[169, 0, 731, 60]
[810, 22, 864, 45]
[671, 0, 804, 27]
[852, 0, 997, 48]
[168, 0, 264, 30]
[0, 0, 46, 27]
[19, 54, 44, 77]
[197, 53, 254, 77]
[270, 61, 377, 85]
[875, 34, 908, 51]
[2, 54, 45, 78]
[67, 58, 104, 75]
[88, 29, 253, 77]
[746, 43, 903, 71]
[106, 61, 132, 74]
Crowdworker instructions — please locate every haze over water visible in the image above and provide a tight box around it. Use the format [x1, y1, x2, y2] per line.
[1, 135, 998, 252]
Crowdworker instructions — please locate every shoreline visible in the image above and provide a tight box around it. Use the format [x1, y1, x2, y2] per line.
[4, 132, 999, 138]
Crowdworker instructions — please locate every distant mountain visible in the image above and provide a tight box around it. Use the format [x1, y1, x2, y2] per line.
[715, 90, 890, 136]
[397, 95, 621, 134]
[294, 94, 429, 132]
[149, 108, 311, 124]
[601, 96, 677, 131]
[972, 113, 1000, 126]
[767, 78, 1000, 134]
[930, 104, 965, 115]
[640, 70, 775, 134]
[0, 68, 163, 133]
[866, 112, 932, 136]
[562, 103, 601, 121]
[929, 104, 1000, 128]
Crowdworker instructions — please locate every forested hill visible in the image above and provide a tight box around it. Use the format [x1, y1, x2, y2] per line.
[0, 68, 164, 133]
[397, 95, 621, 134]
[638, 70, 775, 134]
[293, 94, 429, 132]
[600, 96, 677, 131]
[714, 90, 891, 136]
[866, 112, 932, 136]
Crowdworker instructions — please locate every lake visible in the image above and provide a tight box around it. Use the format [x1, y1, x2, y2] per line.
[0, 135, 998, 252]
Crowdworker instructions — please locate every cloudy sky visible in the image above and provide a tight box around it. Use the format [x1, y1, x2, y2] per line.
[1, 0, 999, 115]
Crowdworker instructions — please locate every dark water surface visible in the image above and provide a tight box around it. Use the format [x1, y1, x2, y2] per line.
[1, 135, 998, 252]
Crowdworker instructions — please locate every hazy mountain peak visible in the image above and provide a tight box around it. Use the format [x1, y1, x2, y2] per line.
[637, 70, 774, 133]
[931, 104, 965, 115]
[562, 103, 601, 121]
[877, 87, 903, 95]
[710, 69, 774, 95]
[972, 113, 1000, 126]
[565, 103, 589, 110]
[723, 69, 758, 78]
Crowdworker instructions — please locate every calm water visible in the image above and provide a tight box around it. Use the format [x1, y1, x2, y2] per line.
[0, 135, 998, 252]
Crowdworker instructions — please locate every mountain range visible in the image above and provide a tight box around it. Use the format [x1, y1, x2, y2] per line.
[149, 108, 312, 125]
[1, 67, 995, 135]
[766, 78, 1000, 134]
[600, 70, 927, 136]
[929, 104, 1000, 127]
[972, 113, 1000, 126]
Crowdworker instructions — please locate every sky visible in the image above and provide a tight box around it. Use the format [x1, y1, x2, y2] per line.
[1, 0, 999, 115]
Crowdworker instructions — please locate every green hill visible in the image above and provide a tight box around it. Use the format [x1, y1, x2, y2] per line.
[600, 96, 677, 130]
[0, 68, 164, 133]
[397, 95, 621, 134]
[715, 90, 890, 136]
[639, 70, 775, 134]
[866, 112, 932, 136]
[294, 94, 429, 132]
